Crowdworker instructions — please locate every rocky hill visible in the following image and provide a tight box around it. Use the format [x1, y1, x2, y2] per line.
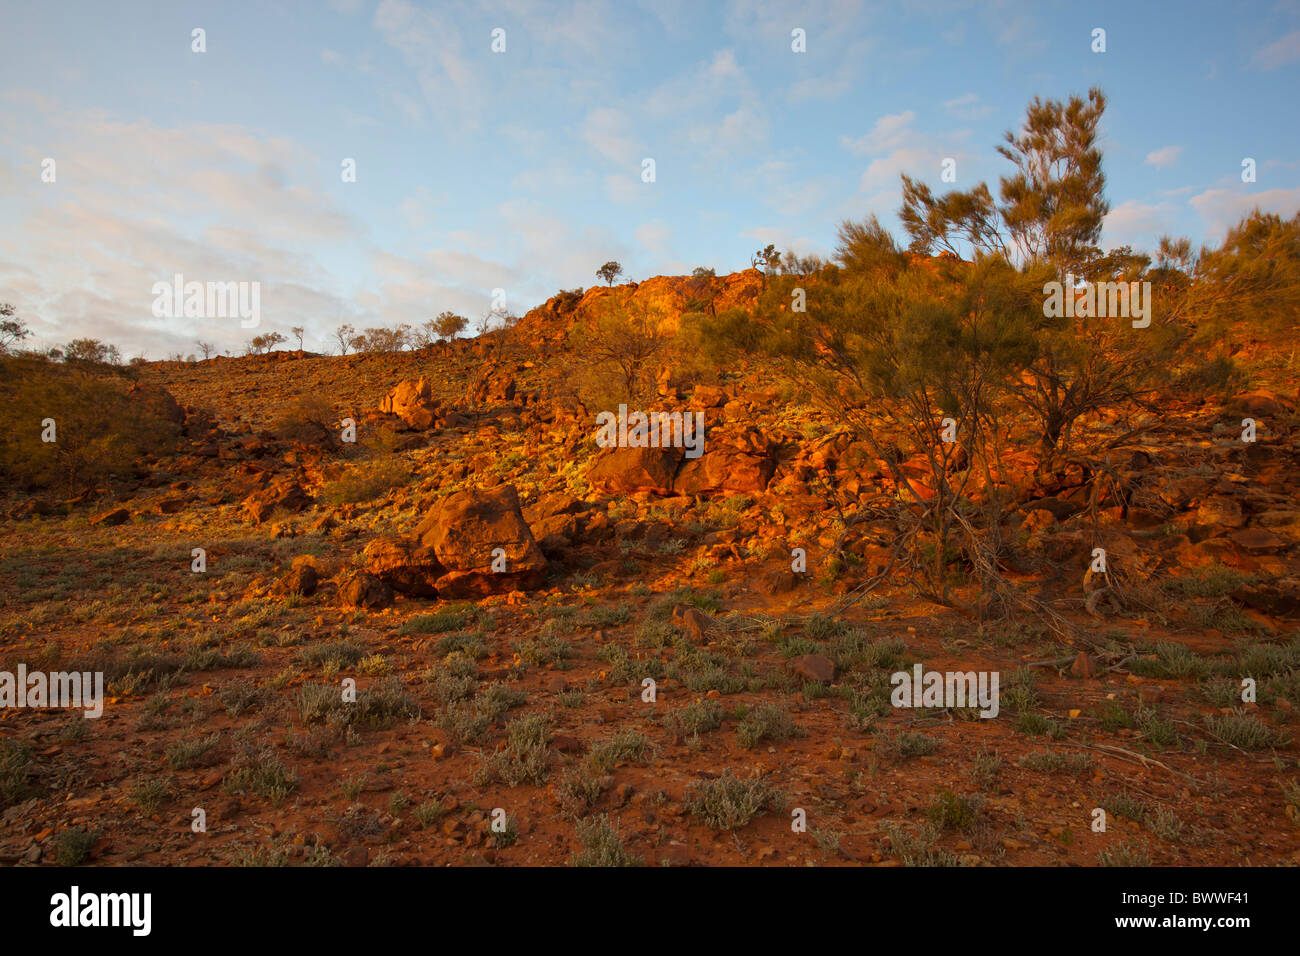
[1, 272, 1299, 867]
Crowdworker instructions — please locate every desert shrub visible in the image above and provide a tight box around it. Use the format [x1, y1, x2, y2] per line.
[271, 392, 337, 442]
[926, 789, 982, 831]
[553, 288, 584, 312]
[0, 356, 182, 490]
[0, 740, 35, 806]
[54, 827, 101, 865]
[569, 814, 640, 867]
[565, 297, 672, 411]
[684, 770, 781, 830]
[476, 714, 552, 786]
[736, 702, 798, 749]
[319, 457, 407, 504]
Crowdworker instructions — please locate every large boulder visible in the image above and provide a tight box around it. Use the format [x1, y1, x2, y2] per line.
[674, 449, 774, 495]
[413, 484, 547, 597]
[338, 570, 393, 609]
[524, 493, 588, 551]
[363, 535, 444, 597]
[379, 376, 441, 430]
[242, 479, 311, 524]
[1225, 389, 1293, 420]
[128, 382, 185, 425]
[586, 446, 681, 496]
[471, 370, 516, 404]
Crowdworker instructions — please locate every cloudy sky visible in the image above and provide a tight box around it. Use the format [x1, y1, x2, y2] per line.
[1, 0, 1298, 358]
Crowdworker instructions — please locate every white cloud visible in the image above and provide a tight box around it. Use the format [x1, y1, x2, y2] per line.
[1102, 199, 1177, 247]
[943, 93, 992, 120]
[1252, 30, 1300, 69]
[372, 0, 479, 129]
[841, 111, 976, 200]
[1189, 187, 1300, 239]
[635, 221, 673, 257]
[841, 112, 918, 156]
[644, 48, 770, 165]
[581, 107, 643, 167]
[1145, 145, 1184, 170]
[0, 107, 367, 357]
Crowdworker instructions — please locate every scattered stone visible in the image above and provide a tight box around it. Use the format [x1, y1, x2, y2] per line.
[243, 480, 311, 525]
[1229, 527, 1285, 553]
[282, 563, 318, 597]
[338, 570, 393, 609]
[89, 508, 130, 527]
[671, 605, 711, 642]
[1070, 651, 1098, 679]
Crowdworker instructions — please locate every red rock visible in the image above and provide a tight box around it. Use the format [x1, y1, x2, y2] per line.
[363, 535, 444, 597]
[414, 484, 547, 596]
[671, 605, 712, 642]
[1231, 580, 1300, 616]
[675, 449, 774, 495]
[379, 376, 442, 430]
[1229, 527, 1285, 553]
[522, 492, 585, 524]
[89, 507, 130, 527]
[471, 370, 516, 404]
[1227, 389, 1292, 419]
[281, 564, 318, 597]
[1195, 496, 1246, 532]
[1022, 496, 1083, 522]
[692, 385, 727, 407]
[242, 480, 310, 524]
[586, 446, 681, 496]
[757, 568, 801, 595]
[338, 570, 393, 609]
[789, 654, 836, 684]
[1070, 651, 1098, 679]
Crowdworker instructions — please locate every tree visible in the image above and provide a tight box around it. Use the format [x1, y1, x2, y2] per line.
[1157, 209, 1300, 348]
[63, 338, 121, 365]
[196, 341, 215, 360]
[335, 324, 356, 356]
[895, 88, 1170, 455]
[433, 311, 468, 343]
[596, 261, 623, 286]
[568, 297, 670, 409]
[254, 332, 287, 354]
[291, 326, 305, 350]
[751, 244, 781, 274]
[899, 87, 1108, 277]
[356, 325, 410, 352]
[716, 218, 1042, 606]
[0, 304, 30, 354]
[691, 266, 716, 278]
[0, 354, 182, 490]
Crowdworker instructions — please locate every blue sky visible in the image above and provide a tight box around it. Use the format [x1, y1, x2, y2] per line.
[1, 0, 1298, 358]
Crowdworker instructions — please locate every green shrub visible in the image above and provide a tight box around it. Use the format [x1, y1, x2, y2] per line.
[0, 356, 182, 489]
